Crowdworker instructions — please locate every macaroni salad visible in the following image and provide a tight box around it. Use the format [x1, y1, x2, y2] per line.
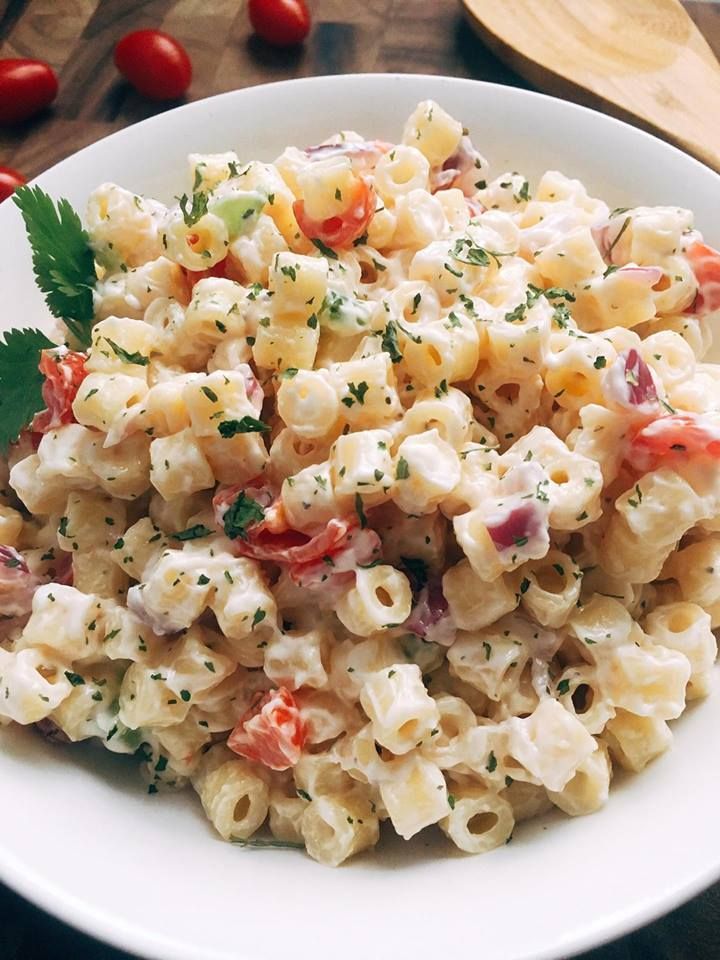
[1, 100, 719, 866]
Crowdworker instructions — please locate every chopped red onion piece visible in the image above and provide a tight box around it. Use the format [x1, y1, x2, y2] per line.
[0, 546, 40, 617]
[623, 349, 658, 405]
[403, 578, 456, 648]
[602, 348, 659, 415]
[430, 135, 488, 197]
[617, 265, 663, 285]
[486, 502, 542, 551]
[303, 140, 391, 172]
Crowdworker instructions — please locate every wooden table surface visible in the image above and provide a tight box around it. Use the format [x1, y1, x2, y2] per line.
[1, 0, 719, 957]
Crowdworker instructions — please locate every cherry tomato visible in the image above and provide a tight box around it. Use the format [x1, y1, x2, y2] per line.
[227, 687, 306, 770]
[238, 514, 358, 565]
[213, 479, 283, 541]
[294, 178, 376, 249]
[627, 412, 720, 472]
[0, 166, 26, 203]
[288, 526, 381, 588]
[685, 241, 720, 316]
[248, 0, 311, 47]
[0, 59, 58, 126]
[180, 256, 246, 299]
[114, 30, 192, 101]
[31, 349, 88, 434]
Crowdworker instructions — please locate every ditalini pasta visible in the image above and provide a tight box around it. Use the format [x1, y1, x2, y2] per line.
[2, 100, 718, 866]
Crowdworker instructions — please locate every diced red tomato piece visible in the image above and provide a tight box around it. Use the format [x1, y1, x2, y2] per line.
[31, 349, 88, 434]
[182, 258, 228, 289]
[294, 177, 375, 249]
[179, 256, 246, 298]
[685, 241, 720, 315]
[238, 517, 358, 565]
[288, 526, 381, 587]
[227, 687, 306, 771]
[627, 412, 720, 471]
[213, 479, 284, 543]
[214, 478, 378, 583]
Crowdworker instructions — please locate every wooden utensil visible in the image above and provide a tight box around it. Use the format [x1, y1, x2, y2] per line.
[462, 0, 720, 172]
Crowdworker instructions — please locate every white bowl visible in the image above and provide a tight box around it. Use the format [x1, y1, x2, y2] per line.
[0, 74, 718, 960]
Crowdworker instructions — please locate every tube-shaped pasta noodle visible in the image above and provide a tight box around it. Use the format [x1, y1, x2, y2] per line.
[439, 786, 515, 854]
[196, 758, 270, 841]
[335, 565, 412, 637]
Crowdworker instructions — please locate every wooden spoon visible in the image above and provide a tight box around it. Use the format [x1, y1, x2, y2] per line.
[462, 0, 720, 172]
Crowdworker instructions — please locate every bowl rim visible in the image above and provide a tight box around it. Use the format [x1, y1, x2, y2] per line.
[1, 72, 719, 960]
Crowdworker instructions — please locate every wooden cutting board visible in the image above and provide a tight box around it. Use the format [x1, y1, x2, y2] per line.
[462, 0, 720, 171]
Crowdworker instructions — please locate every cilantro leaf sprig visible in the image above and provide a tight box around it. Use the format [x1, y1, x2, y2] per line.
[311, 238, 338, 260]
[451, 237, 506, 269]
[218, 417, 270, 438]
[223, 492, 265, 540]
[13, 186, 97, 347]
[381, 320, 403, 364]
[178, 191, 209, 227]
[0, 328, 55, 452]
[171, 524, 213, 542]
[106, 339, 150, 366]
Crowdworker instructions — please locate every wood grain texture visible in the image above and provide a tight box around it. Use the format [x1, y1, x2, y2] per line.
[0, 1, 719, 958]
[0, 0, 524, 176]
[462, 0, 720, 171]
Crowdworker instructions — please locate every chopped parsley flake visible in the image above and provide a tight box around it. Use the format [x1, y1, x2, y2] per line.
[218, 416, 270, 437]
[354, 493, 367, 529]
[311, 238, 338, 260]
[171, 524, 213, 542]
[381, 320, 403, 363]
[223, 492, 265, 541]
[395, 457, 410, 480]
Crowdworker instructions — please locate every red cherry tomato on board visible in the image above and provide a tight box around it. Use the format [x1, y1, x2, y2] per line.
[0, 59, 58, 126]
[0, 166, 26, 203]
[114, 30, 192, 101]
[248, 0, 311, 47]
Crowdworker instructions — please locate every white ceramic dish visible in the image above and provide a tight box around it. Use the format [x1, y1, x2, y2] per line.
[0, 74, 718, 960]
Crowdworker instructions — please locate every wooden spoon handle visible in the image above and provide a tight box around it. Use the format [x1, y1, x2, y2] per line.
[463, 0, 720, 172]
